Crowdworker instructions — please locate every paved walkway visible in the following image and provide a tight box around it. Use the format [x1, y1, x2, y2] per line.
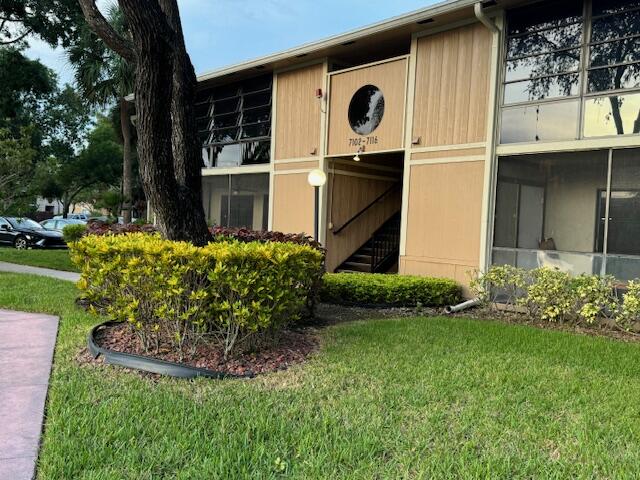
[0, 309, 58, 480]
[0, 262, 79, 282]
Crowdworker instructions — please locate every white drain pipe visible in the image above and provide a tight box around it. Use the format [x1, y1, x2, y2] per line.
[474, 2, 499, 33]
[444, 298, 481, 314]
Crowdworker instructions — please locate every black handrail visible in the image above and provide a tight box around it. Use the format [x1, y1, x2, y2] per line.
[332, 183, 401, 235]
[371, 213, 401, 273]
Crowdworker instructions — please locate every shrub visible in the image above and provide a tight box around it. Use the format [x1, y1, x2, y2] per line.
[320, 273, 461, 307]
[210, 226, 323, 252]
[571, 274, 618, 324]
[619, 280, 640, 327]
[70, 233, 324, 358]
[85, 220, 158, 236]
[62, 223, 87, 243]
[474, 266, 621, 325]
[470, 264, 526, 309]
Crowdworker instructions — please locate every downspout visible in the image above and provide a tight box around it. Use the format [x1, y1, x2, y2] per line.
[474, 2, 499, 33]
[445, 2, 500, 315]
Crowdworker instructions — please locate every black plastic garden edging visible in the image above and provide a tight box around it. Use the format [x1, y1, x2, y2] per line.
[87, 321, 250, 379]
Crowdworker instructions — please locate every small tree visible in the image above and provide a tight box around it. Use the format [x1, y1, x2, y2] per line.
[36, 115, 122, 217]
[0, 127, 36, 213]
[68, 5, 136, 222]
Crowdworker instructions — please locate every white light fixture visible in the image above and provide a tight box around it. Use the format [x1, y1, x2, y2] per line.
[307, 168, 327, 187]
[353, 146, 364, 162]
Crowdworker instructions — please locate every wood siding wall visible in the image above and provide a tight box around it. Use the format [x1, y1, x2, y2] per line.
[412, 23, 491, 147]
[401, 159, 485, 290]
[271, 173, 315, 235]
[271, 64, 324, 235]
[327, 58, 407, 156]
[275, 63, 324, 160]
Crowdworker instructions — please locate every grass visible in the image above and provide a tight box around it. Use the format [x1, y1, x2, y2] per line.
[3, 273, 640, 478]
[0, 246, 77, 272]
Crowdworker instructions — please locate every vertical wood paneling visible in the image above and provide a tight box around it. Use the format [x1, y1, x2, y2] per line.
[404, 160, 485, 264]
[271, 173, 315, 235]
[412, 23, 491, 147]
[275, 64, 324, 160]
[327, 58, 407, 156]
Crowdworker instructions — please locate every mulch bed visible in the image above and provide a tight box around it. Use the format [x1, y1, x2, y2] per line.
[92, 322, 319, 377]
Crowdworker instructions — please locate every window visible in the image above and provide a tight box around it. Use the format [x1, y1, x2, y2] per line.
[500, 0, 640, 143]
[493, 148, 640, 281]
[202, 174, 269, 230]
[348, 85, 385, 135]
[196, 74, 272, 167]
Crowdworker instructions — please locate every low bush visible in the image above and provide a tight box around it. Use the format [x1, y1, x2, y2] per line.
[85, 220, 158, 236]
[474, 266, 625, 325]
[320, 273, 461, 307]
[210, 226, 323, 251]
[62, 223, 87, 243]
[70, 233, 324, 358]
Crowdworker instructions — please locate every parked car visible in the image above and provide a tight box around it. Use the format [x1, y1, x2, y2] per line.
[52, 213, 90, 221]
[0, 216, 67, 249]
[40, 218, 86, 232]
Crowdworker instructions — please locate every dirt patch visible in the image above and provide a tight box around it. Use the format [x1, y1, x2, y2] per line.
[92, 322, 319, 377]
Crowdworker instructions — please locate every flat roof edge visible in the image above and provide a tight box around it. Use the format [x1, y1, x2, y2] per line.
[196, 0, 478, 83]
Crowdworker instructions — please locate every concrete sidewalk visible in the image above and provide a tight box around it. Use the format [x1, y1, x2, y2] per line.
[0, 309, 59, 480]
[0, 262, 79, 282]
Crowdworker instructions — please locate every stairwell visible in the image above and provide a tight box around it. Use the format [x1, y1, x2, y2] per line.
[336, 212, 401, 273]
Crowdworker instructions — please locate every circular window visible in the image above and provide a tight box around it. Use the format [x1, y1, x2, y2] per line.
[348, 85, 385, 136]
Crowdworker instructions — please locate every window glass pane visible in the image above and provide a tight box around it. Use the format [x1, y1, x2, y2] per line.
[242, 106, 271, 125]
[504, 73, 580, 104]
[493, 248, 603, 275]
[214, 97, 239, 115]
[195, 102, 210, 118]
[590, 38, 640, 67]
[500, 100, 579, 143]
[505, 49, 580, 82]
[507, 0, 582, 35]
[507, 24, 582, 58]
[212, 112, 239, 129]
[584, 93, 640, 136]
[212, 144, 241, 167]
[243, 75, 272, 93]
[593, 0, 640, 16]
[494, 152, 609, 256]
[213, 84, 239, 100]
[240, 140, 270, 165]
[588, 64, 640, 92]
[241, 123, 270, 139]
[243, 91, 271, 109]
[607, 149, 640, 255]
[201, 175, 230, 226]
[229, 174, 269, 230]
[210, 127, 238, 144]
[591, 10, 640, 43]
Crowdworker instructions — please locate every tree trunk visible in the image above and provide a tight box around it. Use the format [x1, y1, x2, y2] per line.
[79, 0, 211, 245]
[119, 97, 133, 223]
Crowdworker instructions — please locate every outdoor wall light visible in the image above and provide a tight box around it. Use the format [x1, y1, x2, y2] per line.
[307, 168, 327, 242]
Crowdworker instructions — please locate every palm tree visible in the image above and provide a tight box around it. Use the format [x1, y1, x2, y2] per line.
[67, 4, 135, 222]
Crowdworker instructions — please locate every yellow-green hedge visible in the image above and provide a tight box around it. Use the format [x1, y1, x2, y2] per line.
[70, 233, 324, 357]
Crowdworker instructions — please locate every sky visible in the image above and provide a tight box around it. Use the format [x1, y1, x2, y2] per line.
[24, 0, 440, 87]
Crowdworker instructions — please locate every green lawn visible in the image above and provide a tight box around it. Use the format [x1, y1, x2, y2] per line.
[3, 272, 640, 478]
[0, 247, 77, 272]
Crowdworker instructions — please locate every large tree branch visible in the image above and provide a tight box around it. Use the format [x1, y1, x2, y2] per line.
[77, 0, 135, 63]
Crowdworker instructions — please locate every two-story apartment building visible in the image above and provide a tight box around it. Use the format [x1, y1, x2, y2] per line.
[194, 0, 640, 287]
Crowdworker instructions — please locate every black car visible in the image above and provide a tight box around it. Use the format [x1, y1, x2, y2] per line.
[0, 216, 67, 249]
